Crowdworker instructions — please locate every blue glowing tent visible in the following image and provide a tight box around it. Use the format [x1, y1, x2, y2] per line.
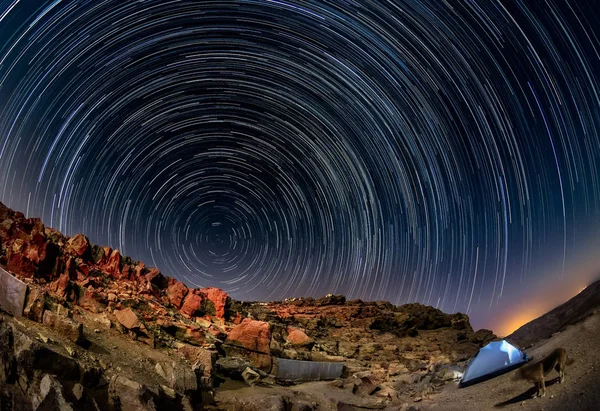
[459, 340, 529, 387]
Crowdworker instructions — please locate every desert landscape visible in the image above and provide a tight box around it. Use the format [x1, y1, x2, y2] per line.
[0, 200, 598, 410]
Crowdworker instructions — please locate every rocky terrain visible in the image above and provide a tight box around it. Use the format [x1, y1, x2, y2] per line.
[5, 199, 582, 411]
[0, 200, 496, 410]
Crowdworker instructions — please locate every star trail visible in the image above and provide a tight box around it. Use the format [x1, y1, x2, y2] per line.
[1, 0, 599, 332]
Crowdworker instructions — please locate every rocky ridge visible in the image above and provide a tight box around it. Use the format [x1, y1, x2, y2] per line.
[0, 201, 496, 410]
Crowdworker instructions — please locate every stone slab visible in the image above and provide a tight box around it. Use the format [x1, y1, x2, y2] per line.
[0, 267, 28, 316]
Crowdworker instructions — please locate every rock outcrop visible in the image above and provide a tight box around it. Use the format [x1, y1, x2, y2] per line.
[0, 201, 496, 410]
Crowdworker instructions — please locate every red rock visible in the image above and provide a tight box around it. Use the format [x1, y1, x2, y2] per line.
[286, 327, 312, 346]
[104, 249, 121, 277]
[146, 268, 167, 289]
[199, 287, 228, 319]
[114, 307, 141, 329]
[181, 292, 203, 317]
[225, 319, 271, 354]
[78, 289, 106, 313]
[6, 239, 35, 278]
[132, 262, 146, 278]
[167, 281, 189, 309]
[77, 262, 89, 277]
[66, 234, 89, 257]
[30, 219, 45, 238]
[121, 264, 131, 279]
[24, 242, 43, 263]
[52, 272, 71, 298]
[222, 345, 273, 372]
[64, 257, 77, 279]
[233, 313, 243, 325]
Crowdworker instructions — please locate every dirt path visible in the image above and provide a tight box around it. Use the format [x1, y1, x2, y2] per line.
[420, 311, 600, 411]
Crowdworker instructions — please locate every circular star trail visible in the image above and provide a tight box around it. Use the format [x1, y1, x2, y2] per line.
[1, 0, 599, 321]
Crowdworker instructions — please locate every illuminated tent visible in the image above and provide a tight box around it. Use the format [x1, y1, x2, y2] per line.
[459, 340, 529, 387]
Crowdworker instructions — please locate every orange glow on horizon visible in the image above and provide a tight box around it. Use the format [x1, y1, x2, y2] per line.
[495, 282, 592, 337]
[496, 307, 543, 337]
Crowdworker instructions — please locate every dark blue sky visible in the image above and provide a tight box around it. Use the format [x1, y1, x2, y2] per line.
[1, 0, 599, 334]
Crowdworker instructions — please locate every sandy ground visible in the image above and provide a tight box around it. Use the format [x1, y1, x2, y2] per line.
[421, 310, 600, 411]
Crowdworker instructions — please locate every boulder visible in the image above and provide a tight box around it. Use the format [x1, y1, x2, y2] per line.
[180, 292, 204, 317]
[471, 329, 496, 345]
[51, 273, 71, 299]
[225, 319, 271, 354]
[155, 361, 198, 393]
[286, 328, 311, 346]
[242, 367, 261, 386]
[177, 344, 217, 381]
[199, 287, 228, 318]
[167, 281, 189, 309]
[162, 322, 208, 346]
[77, 289, 106, 313]
[65, 234, 89, 258]
[6, 240, 35, 278]
[114, 308, 141, 330]
[216, 357, 253, 378]
[145, 268, 167, 289]
[222, 345, 272, 372]
[104, 249, 121, 277]
[42, 310, 84, 344]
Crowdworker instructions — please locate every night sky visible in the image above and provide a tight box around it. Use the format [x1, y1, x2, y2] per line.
[1, 0, 600, 335]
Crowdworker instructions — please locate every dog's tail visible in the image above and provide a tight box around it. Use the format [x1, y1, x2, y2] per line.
[566, 357, 575, 365]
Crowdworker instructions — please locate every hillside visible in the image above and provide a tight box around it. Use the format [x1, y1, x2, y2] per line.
[507, 278, 600, 348]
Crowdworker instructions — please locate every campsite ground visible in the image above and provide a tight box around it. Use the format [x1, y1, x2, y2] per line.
[213, 310, 600, 410]
[420, 309, 600, 411]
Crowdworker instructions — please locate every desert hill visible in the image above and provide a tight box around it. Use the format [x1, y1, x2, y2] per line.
[507, 277, 600, 348]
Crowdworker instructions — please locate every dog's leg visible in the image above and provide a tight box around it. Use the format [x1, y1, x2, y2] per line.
[540, 378, 546, 398]
[533, 382, 540, 398]
[556, 363, 565, 384]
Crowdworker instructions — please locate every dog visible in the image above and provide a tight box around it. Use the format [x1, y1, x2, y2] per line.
[514, 347, 575, 398]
